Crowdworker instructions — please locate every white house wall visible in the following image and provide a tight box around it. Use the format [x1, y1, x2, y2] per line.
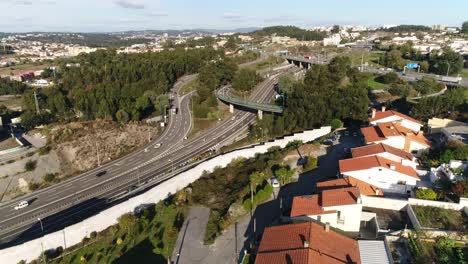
[342, 168, 418, 191]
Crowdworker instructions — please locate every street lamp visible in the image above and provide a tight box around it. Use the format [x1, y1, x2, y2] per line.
[38, 217, 44, 233]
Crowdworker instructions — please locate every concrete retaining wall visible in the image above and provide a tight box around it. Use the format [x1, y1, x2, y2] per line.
[0, 127, 331, 264]
[406, 205, 421, 229]
[362, 195, 468, 212]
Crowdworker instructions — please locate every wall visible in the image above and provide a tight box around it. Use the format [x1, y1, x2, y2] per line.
[406, 204, 421, 229]
[362, 195, 468, 212]
[0, 127, 331, 264]
[344, 167, 418, 191]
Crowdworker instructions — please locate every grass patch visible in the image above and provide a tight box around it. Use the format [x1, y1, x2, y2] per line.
[366, 74, 388, 90]
[245, 56, 283, 71]
[459, 68, 468, 78]
[412, 205, 467, 231]
[48, 200, 187, 264]
[179, 78, 198, 95]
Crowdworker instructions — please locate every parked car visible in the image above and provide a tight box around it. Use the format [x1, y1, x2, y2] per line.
[154, 143, 162, 149]
[14, 201, 29, 210]
[321, 139, 333, 145]
[271, 177, 280, 188]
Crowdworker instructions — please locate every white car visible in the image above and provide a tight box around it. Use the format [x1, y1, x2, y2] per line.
[14, 201, 29, 210]
[271, 177, 280, 188]
[154, 143, 162, 149]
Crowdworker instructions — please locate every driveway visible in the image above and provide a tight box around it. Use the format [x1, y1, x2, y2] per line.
[171, 207, 210, 264]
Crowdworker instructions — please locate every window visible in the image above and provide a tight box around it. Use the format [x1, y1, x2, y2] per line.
[397, 181, 406, 185]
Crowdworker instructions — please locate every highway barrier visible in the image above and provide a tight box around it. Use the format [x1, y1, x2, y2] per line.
[0, 126, 331, 263]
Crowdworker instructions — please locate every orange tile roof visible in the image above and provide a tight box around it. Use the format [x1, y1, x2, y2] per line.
[256, 222, 361, 264]
[369, 110, 423, 125]
[339, 155, 419, 179]
[361, 126, 386, 143]
[291, 187, 360, 217]
[316, 177, 384, 197]
[351, 143, 414, 161]
[362, 124, 431, 147]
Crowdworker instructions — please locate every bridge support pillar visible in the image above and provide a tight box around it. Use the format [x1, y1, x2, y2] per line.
[229, 104, 234, 113]
[257, 109, 263, 120]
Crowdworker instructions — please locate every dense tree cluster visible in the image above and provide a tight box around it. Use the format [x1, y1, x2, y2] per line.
[382, 25, 431, 32]
[251, 26, 327, 41]
[412, 88, 466, 119]
[232, 68, 261, 92]
[462, 21, 468, 34]
[0, 78, 29, 95]
[20, 48, 222, 128]
[18, 34, 151, 47]
[253, 56, 369, 137]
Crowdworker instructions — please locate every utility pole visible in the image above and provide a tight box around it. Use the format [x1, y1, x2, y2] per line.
[446, 62, 450, 76]
[33, 89, 40, 114]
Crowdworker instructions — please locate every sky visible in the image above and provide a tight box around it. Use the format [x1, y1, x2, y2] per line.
[0, 0, 467, 32]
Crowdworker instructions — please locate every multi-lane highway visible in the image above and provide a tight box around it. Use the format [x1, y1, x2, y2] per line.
[0, 70, 281, 247]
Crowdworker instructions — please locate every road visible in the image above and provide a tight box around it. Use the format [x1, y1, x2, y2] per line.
[0, 71, 281, 247]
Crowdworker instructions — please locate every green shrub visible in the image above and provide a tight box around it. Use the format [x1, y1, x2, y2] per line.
[242, 199, 252, 211]
[303, 156, 318, 172]
[24, 160, 37, 171]
[330, 119, 343, 130]
[38, 145, 51, 155]
[28, 182, 39, 191]
[42, 173, 56, 183]
[415, 188, 438, 201]
[25, 152, 35, 157]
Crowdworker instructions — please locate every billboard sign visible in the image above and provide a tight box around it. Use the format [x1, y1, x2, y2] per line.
[406, 63, 419, 69]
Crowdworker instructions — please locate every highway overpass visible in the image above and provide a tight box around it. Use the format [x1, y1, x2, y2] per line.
[217, 85, 283, 119]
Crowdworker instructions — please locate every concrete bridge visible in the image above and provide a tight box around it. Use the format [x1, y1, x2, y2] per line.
[217, 86, 283, 120]
[283, 55, 329, 69]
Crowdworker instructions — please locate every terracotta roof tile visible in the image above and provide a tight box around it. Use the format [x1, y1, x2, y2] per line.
[351, 143, 414, 161]
[369, 110, 423, 125]
[339, 155, 419, 179]
[361, 126, 386, 143]
[316, 177, 384, 197]
[256, 222, 361, 264]
[291, 195, 335, 217]
[291, 188, 360, 217]
[321, 187, 360, 207]
[362, 123, 431, 147]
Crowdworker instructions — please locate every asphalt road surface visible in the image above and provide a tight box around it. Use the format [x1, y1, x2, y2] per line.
[0, 72, 282, 247]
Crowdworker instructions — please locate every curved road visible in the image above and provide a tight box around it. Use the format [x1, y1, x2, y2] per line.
[0, 72, 282, 247]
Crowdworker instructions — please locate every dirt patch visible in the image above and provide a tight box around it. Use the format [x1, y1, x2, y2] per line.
[0, 136, 20, 151]
[47, 120, 160, 174]
[283, 143, 326, 169]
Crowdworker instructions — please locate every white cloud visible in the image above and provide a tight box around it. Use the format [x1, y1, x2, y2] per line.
[114, 0, 145, 9]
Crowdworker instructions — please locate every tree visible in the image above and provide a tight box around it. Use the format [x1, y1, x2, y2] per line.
[380, 72, 401, 84]
[331, 25, 340, 34]
[232, 68, 258, 92]
[415, 188, 438, 200]
[278, 73, 295, 94]
[275, 166, 295, 185]
[118, 213, 137, 233]
[330, 119, 343, 130]
[413, 76, 441, 95]
[384, 49, 404, 70]
[225, 37, 238, 50]
[249, 171, 265, 193]
[462, 21, 468, 34]
[115, 109, 129, 124]
[25, 160, 37, 171]
[419, 61, 429, 73]
[429, 47, 464, 75]
[42, 173, 56, 183]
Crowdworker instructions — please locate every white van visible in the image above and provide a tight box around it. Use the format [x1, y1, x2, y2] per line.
[14, 201, 29, 210]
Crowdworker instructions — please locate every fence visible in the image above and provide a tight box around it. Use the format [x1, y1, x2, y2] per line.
[0, 127, 331, 264]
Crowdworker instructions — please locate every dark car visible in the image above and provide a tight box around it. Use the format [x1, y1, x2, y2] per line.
[96, 171, 107, 177]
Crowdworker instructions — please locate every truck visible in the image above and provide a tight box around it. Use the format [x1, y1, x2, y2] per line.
[303, 55, 313, 60]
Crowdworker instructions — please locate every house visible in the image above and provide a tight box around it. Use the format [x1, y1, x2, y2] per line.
[441, 126, 468, 145]
[290, 187, 363, 232]
[351, 143, 418, 169]
[255, 221, 361, 264]
[339, 155, 420, 194]
[369, 107, 423, 132]
[428, 118, 466, 134]
[316, 176, 384, 197]
[361, 122, 430, 156]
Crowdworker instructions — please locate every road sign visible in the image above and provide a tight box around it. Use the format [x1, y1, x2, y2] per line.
[406, 63, 419, 69]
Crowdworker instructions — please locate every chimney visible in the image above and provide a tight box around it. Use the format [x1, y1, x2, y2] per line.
[381, 106, 386, 112]
[371, 108, 376, 118]
[375, 189, 380, 196]
[325, 222, 330, 232]
[389, 164, 396, 170]
[303, 240, 309, 248]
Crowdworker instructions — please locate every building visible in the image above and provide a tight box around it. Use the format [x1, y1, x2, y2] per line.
[361, 122, 430, 155]
[290, 187, 363, 232]
[316, 176, 384, 197]
[323, 34, 341, 46]
[441, 126, 468, 145]
[369, 107, 423, 132]
[339, 155, 420, 194]
[255, 221, 361, 264]
[351, 143, 418, 169]
[428, 118, 466, 134]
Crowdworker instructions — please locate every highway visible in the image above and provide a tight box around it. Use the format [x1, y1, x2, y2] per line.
[0, 70, 282, 247]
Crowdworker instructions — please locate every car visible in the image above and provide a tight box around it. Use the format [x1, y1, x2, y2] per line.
[231, 116, 236, 121]
[144, 148, 148, 153]
[321, 139, 333, 145]
[344, 131, 349, 136]
[154, 143, 162, 149]
[96, 171, 107, 177]
[271, 177, 280, 188]
[184, 136, 188, 140]
[14, 201, 29, 210]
